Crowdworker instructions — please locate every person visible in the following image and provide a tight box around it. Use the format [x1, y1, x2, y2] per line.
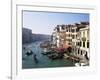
[30, 50, 33, 55]
[33, 54, 38, 63]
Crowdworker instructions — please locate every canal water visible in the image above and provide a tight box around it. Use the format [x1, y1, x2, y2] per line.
[22, 41, 75, 69]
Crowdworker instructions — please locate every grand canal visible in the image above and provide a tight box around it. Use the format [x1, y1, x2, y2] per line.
[22, 41, 75, 69]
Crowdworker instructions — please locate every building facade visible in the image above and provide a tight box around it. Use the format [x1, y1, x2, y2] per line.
[51, 22, 89, 65]
[73, 22, 89, 65]
[51, 25, 72, 49]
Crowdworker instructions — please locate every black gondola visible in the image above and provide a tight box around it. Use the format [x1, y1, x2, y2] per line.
[26, 50, 34, 56]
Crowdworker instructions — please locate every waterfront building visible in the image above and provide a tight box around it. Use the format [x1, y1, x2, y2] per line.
[51, 22, 89, 65]
[74, 22, 89, 65]
[52, 25, 72, 49]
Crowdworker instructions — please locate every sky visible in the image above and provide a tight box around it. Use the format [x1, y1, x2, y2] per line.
[23, 11, 89, 35]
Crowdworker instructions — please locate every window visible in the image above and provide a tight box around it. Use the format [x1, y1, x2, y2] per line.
[80, 41, 81, 47]
[57, 27, 59, 32]
[76, 28, 79, 32]
[61, 25, 65, 30]
[87, 30, 89, 38]
[85, 51, 89, 60]
[66, 27, 68, 32]
[69, 34, 70, 37]
[76, 42, 77, 46]
[77, 42, 80, 46]
[68, 43, 71, 45]
[83, 42, 85, 47]
[83, 31, 85, 37]
[72, 35, 74, 39]
[69, 28, 71, 32]
[76, 35, 77, 38]
[87, 42, 89, 48]
[81, 50, 82, 55]
[78, 49, 80, 54]
[71, 29, 75, 32]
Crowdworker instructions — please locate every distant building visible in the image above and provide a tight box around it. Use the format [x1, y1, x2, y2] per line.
[51, 31, 57, 48]
[22, 28, 33, 44]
